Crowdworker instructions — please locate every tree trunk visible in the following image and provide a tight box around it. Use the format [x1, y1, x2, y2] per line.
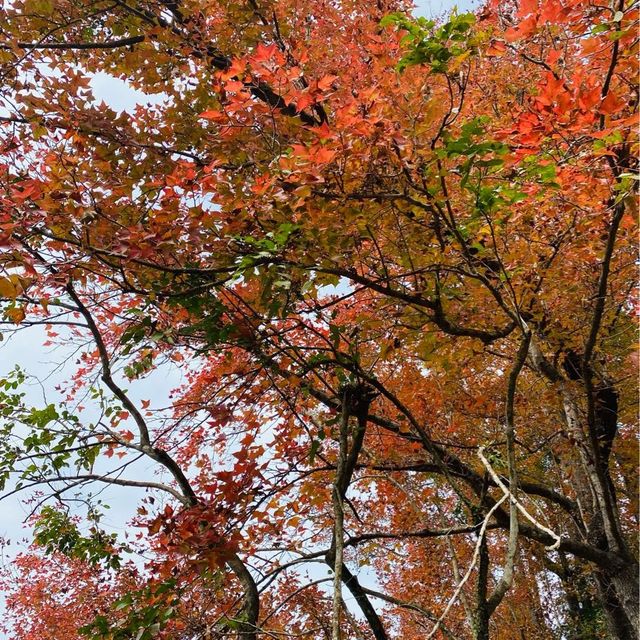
[595, 570, 637, 640]
[559, 383, 639, 636]
[474, 535, 491, 640]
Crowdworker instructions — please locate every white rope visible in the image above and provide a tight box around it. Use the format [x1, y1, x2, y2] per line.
[478, 446, 562, 550]
[425, 494, 508, 639]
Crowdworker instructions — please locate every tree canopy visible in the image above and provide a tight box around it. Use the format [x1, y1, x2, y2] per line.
[0, 0, 637, 639]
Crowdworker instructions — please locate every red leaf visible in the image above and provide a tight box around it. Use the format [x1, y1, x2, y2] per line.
[224, 80, 245, 92]
[295, 93, 315, 112]
[252, 42, 278, 63]
[219, 58, 245, 81]
[486, 40, 507, 57]
[311, 147, 336, 164]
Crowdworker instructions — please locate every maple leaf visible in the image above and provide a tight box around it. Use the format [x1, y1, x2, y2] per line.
[504, 15, 538, 42]
[317, 74, 338, 91]
[599, 91, 625, 115]
[252, 43, 279, 64]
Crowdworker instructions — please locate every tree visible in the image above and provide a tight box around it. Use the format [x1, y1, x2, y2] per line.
[0, 0, 637, 638]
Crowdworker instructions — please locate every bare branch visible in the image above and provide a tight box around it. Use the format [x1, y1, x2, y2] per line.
[0, 36, 145, 50]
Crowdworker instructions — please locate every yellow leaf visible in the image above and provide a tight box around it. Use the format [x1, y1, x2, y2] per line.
[9, 274, 29, 294]
[449, 50, 472, 72]
[5, 307, 25, 324]
[0, 278, 16, 298]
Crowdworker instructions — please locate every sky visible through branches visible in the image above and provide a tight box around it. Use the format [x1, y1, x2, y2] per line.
[0, 0, 476, 551]
[0, 0, 476, 632]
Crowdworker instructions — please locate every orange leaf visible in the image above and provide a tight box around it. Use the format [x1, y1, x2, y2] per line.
[310, 122, 332, 139]
[599, 91, 624, 115]
[0, 278, 16, 298]
[295, 93, 315, 112]
[224, 80, 245, 92]
[199, 109, 223, 119]
[219, 58, 245, 81]
[517, 0, 538, 18]
[310, 146, 336, 164]
[504, 15, 537, 42]
[486, 40, 507, 57]
[317, 74, 338, 91]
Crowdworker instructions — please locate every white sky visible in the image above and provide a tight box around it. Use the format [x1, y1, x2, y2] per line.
[415, 0, 478, 16]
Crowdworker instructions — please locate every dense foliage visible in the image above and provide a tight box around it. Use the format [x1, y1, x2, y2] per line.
[0, 0, 637, 639]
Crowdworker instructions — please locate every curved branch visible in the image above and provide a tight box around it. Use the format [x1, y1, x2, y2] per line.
[65, 281, 260, 636]
[426, 494, 508, 639]
[0, 473, 187, 504]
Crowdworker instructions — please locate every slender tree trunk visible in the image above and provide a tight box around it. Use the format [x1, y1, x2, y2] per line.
[474, 534, 490, 640]
[331, 389, 349, 640]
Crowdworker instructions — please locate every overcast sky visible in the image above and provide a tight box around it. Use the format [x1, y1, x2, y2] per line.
[415, 0, 478, 16]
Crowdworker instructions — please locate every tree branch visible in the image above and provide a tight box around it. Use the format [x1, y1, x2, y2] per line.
[0, 35, 145, 50]
[487, 332, 530, 615]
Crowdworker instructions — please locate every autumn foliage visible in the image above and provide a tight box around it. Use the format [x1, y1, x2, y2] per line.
[0, 0, 638, 639]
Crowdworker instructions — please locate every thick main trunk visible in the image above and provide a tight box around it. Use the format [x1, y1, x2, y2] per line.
[608, 563, 640, 638]
[559, 385, 639, 637]
[595, 569, 637, 640]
